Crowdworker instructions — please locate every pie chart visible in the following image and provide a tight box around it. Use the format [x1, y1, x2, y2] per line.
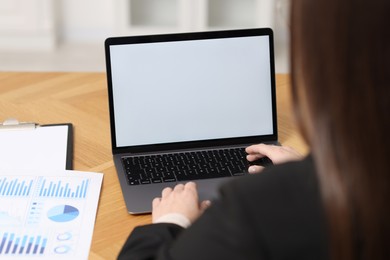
[47, 205, 79, 222]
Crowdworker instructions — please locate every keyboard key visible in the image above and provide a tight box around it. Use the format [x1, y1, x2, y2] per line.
[163, 177, 176, 182]
[151, 178, 162, 183]
[153, 172, 163, 178]
[232, 171, 245, 176]
[128, 178, 139, 185]
[140, 179, 151, 185]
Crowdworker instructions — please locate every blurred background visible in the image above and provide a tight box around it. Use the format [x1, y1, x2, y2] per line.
[0, 0, 290, 73]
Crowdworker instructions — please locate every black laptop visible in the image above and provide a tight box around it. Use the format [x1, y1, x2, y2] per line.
[105, 28, 278, 214]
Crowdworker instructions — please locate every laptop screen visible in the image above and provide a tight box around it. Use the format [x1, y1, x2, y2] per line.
[106, 29, 276, 151]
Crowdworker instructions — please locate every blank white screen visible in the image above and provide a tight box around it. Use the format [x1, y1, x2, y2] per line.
[110, 35, 274, 147]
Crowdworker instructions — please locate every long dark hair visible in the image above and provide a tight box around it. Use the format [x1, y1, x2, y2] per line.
[290, 0, 390, 259]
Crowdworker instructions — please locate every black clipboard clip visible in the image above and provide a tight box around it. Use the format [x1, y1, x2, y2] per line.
[0, 118, 39, 131]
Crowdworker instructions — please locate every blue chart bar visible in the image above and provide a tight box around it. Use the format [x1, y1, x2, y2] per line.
[39, 178, 89, 199]
[0, 177, 33, 197]
[0, 233, 46, 255]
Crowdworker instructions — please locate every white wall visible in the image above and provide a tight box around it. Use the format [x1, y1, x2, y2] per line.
[0, 0, 290, 72]
[58, 0, 115, 44]
[0, 0, 288, 47]
[57, 0, 288, 45]
[0, 0, 56, 51]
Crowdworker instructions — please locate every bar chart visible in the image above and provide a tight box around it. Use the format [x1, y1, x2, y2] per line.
[0, 232, 47, 255]
[0, 177, 34, 197]
[38, 177, 89, 199]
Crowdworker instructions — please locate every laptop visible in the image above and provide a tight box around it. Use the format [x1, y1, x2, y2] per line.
[105, 28, 278, 214]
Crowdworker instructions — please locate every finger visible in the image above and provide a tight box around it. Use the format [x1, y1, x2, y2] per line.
[245, 143, 264, 153]
[246, 143, 278, 158]
[184, 182, 199, 199]
[184, 181, 197, 191]
[174, 183, 184, 191]
[152, 197, 161, 208]
[246, 154, 264, 162]
[200, 200, 211, 211]
[246, 143, 275, 154]
[162, 187, 172, 197]
[248, 165, 264, 174]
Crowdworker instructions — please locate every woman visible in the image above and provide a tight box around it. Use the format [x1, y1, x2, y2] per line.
[118, 0, 390, 259]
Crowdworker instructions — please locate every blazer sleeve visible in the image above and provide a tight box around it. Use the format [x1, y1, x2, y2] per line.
[117, 223, 184, 260]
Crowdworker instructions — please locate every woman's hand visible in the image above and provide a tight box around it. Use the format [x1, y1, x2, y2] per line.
[246, 143, 303, 174]
[152, 182, 211, 224]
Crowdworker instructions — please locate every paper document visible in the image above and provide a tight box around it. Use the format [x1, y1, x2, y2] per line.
[0, 170, 103, 260]
[0, 125, 71, 171]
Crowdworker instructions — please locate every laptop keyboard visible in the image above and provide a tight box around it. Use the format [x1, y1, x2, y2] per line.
[121, 147, 272, 185]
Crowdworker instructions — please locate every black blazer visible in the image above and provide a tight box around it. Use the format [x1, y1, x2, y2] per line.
[118, 157, 329, 260]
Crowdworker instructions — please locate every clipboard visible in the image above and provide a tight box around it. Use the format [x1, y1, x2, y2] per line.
[0, 119, 73, 171]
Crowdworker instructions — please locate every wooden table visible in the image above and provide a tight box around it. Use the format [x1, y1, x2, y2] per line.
[0, 72, 307, 259]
